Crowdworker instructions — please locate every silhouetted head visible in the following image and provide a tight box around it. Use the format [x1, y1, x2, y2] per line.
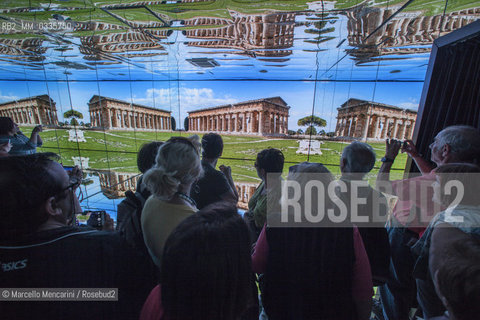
[161, 202, 251, 320]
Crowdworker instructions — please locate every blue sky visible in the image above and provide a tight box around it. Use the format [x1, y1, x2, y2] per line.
[0, 79, 424, 132]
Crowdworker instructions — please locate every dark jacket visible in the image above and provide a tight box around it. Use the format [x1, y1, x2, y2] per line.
[262, 227, 356, 320]
[0, 226, 155, 320]
[337, 178, 391, 285]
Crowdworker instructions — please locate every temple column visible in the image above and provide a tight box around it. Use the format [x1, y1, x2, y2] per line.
[344, 117, 349, 136]
[392, 118, 399, 139]
[337, 118, 343, 136]
[349, 116, 355, 137]
[335, 118, 341, 136]
[381, 118, 390, 139]
[362, 114, 371, 139]
[347, 117, 353, 137]
[27, 108, 32, 124]
[251, 112, 257, 133]
[398, 120, 407, 140]
[252, 112, 256, 133]
[107, 109, 112, 128]
[243, 112, 247, 133]
[373, 116, 380, 139]
[340, 117, 347, 136]
[258, 112, 263, 135]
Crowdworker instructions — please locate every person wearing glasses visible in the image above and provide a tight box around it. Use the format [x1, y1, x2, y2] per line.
[0, 153, 155, 320]
[0, 116, 43, 155]
[141, 135, 203, 267]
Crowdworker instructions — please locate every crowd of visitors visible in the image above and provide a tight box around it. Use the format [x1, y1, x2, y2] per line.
[1, 118, 480, 320]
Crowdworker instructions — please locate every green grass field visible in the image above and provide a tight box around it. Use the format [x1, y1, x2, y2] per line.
[31, 126, 408, 183]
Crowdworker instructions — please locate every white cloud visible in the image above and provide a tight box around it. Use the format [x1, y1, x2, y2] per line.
[181, 88, 237, 109]
[130, 87, 238, 128]
[397, 102, 418, 110]
[0, 92, 19, 103]
[131, 88, 237, 111]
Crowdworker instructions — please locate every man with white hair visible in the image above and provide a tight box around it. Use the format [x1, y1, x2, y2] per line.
[338, 141, 390, 285]
[376, 125, 480, 320]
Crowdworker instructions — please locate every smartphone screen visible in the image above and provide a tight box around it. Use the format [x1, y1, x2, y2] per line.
[63, 166, 74, 172]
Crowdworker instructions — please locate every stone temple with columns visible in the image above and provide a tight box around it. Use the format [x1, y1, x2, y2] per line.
[187, 97, 289, 136]
[335, 98, 417, 140]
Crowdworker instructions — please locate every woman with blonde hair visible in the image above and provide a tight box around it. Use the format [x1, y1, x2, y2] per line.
[141, 135, 203, 267]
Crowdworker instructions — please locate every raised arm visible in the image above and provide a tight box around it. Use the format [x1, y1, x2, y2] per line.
[376, 139, 401, 191]
[402, 140, 434, 174]
[219, 164, 239, 202]
[29, 125, 43, 146]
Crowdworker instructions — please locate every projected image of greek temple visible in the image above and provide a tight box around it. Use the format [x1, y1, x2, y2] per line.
[335, 98, 417, 140]
[88, 95, 171, 130]
[0, 94, 59, 126]
[187, 97, 289, 136]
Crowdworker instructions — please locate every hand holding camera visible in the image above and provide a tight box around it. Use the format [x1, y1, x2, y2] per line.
[86, 211, 114, 231]
[385, 139, 402, 160]
[401, 139, 420, 158]
[32, 125, 43, 134]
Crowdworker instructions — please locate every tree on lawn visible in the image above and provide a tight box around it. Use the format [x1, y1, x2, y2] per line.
[171, 117, 176, 131]
[64, 109, 83, 126]
[297, 115, 326, 136]
[184, 117, 189, 131]
[305, 126, 317, 135]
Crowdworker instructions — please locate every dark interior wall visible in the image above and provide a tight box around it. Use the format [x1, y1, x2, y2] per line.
[407, 20, 480, 173]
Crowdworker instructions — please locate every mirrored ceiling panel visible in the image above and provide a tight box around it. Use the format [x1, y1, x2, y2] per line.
[0, 0, 478, 82]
